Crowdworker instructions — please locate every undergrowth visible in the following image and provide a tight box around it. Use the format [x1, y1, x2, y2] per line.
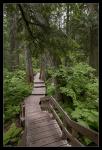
[3, 68, 32, 146]
[46, 62, 99, 146]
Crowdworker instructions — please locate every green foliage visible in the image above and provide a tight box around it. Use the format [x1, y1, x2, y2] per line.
[58, 100, 73, 115]
[46, 62, 98, 146]
[4, 69, 32, 103]
[71, 107, 99, 130]
[67, 37, 80, 50]
[78, 135, 92, 146]
[4, 68, 32, 122]
[57, 63, 98, 102]
[46, 63, 99, 134]
[60, 87, 76, 101]
[82, 137, 92, 145]
[3, 123, 22, 145]
[4, 105, 20, 122]
[77, 119, 89, 128]
[4, 3, 98, 146]
[32, 57, 40, 69]
[46, 81, 56, 96]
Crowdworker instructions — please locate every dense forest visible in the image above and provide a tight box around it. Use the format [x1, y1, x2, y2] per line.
[3, 3, 99, 146]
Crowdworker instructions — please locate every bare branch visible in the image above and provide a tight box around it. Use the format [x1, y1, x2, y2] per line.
[17, 4, 36, 40]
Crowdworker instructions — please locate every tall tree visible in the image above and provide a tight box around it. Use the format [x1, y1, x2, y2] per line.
[24, 42, 33, 83]
[88, 3, 98, 75]
[4, 4, 20, 70]
[8, 5, 19, 70]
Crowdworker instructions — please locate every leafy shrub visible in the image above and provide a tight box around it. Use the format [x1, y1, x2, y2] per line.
[46, 63, 99, 135]
[4, 69, 32, 104]
[4, 69, 32, 122]
[32, 58, 40, 69]
[3, 123, 22, 146]
[4, 105, 20, 122]
[46, 81, 56, 96]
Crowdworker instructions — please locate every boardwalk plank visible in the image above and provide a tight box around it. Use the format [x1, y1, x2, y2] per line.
[28, 124, 62, 137]
[42, 140, 68, 147]
[32, 88, 46, 95]
[28, 124, 60, 135]
[30, 136, 61, 147]
[26, 112, 49, 119]
[28, 128, 62, 141]
[25, 73, 70, 147]
[28, 120, 58, 129]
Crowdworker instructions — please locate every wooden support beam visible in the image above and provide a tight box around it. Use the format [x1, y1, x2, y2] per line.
[39, 96, 99, 146]
[49, 104, 83, 146]
[20, 103, 25, 127]
[50, 96, 99, 145]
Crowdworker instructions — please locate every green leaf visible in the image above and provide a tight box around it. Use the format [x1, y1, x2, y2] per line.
[77, 119, 89, 128]
[3, 123, 22, 145]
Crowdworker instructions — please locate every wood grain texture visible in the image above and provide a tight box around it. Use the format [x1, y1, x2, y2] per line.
[25, 73, 70, 147]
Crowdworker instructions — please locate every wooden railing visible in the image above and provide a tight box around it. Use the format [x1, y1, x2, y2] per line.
[40, 96, 99, 147]
[20, 102, 25, 127]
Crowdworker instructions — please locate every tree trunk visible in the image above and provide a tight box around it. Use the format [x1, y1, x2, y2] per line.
[51, 52, 62, 101]
[9, 8, 19, 70]
[66, 4, 70, 36]
[88, 3, 98, 75]
[24, 45, 33, 83]
[64, 4, 70, 66]
[89, 27, 98, 75]
[39, 54, 46, 81]
[52, 53, 61, 68]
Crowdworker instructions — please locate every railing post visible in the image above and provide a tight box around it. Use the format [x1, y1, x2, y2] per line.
[71, 128, 77, 137]
[40, 96, 99, 146]
[40, 97, 50, 112]
[20, 103, 25, 127]
[49, 102, 55, 119]
[61, 117, 67, 139]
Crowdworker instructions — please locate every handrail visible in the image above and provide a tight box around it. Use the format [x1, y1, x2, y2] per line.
[50, 96, 99, 145]
[20, 102, 25, 127]
[40, 96, 99, 146]
[49, 104, 83, 146]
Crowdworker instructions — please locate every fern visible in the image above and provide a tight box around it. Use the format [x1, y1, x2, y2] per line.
[46, 62, 99, 145]
[3, 123, 22, 145]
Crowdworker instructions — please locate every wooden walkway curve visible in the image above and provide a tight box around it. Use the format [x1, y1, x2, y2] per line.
[25, 73, 71, 147]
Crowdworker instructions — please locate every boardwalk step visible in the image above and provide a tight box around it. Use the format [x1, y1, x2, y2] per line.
[34, 82, 44, 84]
[25, 73, 70, 147]
[28, 130, 62, 142]
[29, 119, 58, 127]
[34, 86, 46, 88]
[43, 140, 69, 147]
[31, 94, 46, 96]
[32, 87, 46, 95]
[29, 123, 59, 134]
[30, 136, 61, 147]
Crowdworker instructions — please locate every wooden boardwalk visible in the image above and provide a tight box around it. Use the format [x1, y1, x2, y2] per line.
[25, 73, 71, 147]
